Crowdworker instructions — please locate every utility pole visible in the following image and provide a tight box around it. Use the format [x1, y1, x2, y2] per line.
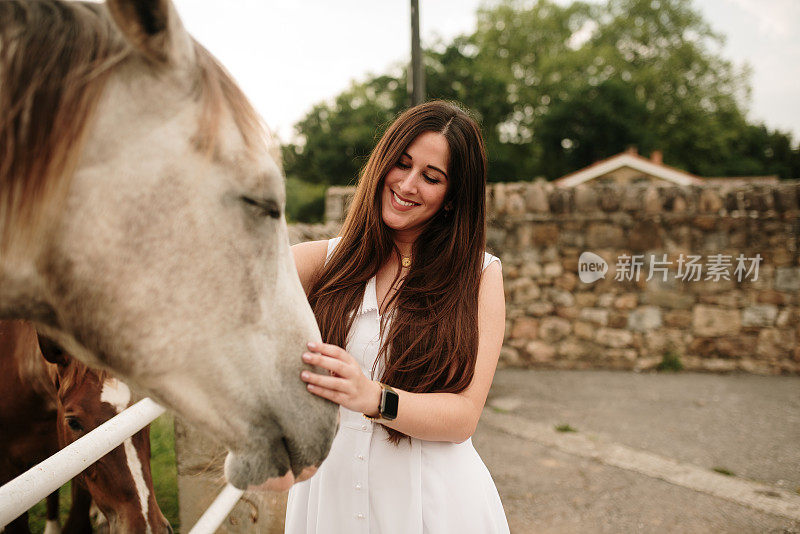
[409, 0, 425, 105]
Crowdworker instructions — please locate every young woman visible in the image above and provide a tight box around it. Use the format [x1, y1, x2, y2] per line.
[286, 100, 509, 533]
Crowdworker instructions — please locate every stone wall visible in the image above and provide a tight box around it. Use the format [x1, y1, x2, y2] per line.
[307, 180, 800, 375]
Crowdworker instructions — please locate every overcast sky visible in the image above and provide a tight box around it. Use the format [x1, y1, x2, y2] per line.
[173, 0, 800, 146]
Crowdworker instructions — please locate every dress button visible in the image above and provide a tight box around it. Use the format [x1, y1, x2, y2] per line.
[356, 513, 365, 519]
[356, 454, 365, 460]
[355, 483, 362, 490]
[361, 424, 368, 430]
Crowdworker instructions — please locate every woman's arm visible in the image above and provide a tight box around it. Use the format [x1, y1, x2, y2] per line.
[291, 240, 329, 293]
[300, 260, 506, 443]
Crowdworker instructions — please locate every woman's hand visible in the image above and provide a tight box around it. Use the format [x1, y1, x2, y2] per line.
[300, 342, 382, 416]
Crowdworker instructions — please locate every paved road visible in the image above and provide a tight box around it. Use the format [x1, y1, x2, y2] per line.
[473, 369, 800, 533]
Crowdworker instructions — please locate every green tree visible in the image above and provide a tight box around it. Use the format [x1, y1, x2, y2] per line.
[537, 78, 656, 178]
[283, 75, 406, 186]
[285, 0, 799, 192]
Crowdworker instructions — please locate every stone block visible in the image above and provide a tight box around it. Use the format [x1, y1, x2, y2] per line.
[539, 316, 572, 342]
[599, 187, 621, 211]
[714, 335, 758, 359]
[498, 346, 523, 367]
[543, 262, 563, 278]
[608, 312, 629, 328]
[555, 306, 580, 320]
[688, 337, 716, 357]
[756, 329, 796, 360]
[554, 272, 578, 292]
[573, 321, 595, 341]
[644, 185, 662, 213]
[600, 348, 638, 369]
[773, 184, 799, 211]
[524, 341, 556, 363]
[613, 293, 638, 310]
[627, 306, 662, 332]
[663, 310, 692, 328]
[586, 223, 625, 249]
[640, 290, 695, 309]
[548, 188, 572, 213]
[597, 293, 615, 307]
[697, 292, 745, 308]
[742, 305, 778, 327]
[596, 328, 634, 348]
[519, 261, 543, 278]
[574, 186, 598, 212]
[692, 215, 717, 230]
[629, 221, 663, 252]
[776, 308, 800, 328]
[574, 292, 597, 307]
[507, 193, 526, 215]
[527, 301, 555, 316]
[692, 305, 740, 336]
[557, 340, 592, 360]
[511, 317, 538, 340]
[699, 189, 723, 213]
[578, 307, 608, 325]
[525, 183, 550, 213]
[775, 267, 800, 292]
[506, 278, 541, 304]
[545, 287, 575, 307]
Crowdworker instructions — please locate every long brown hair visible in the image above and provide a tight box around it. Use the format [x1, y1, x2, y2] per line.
[307, 100, 487, 444]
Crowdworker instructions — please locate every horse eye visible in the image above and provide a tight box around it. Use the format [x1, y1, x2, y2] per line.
[240, 196, 281, 219]
[66, 417, 84, 433]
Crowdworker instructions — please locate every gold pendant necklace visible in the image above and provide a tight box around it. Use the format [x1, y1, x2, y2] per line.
[401, 256, 411, 268]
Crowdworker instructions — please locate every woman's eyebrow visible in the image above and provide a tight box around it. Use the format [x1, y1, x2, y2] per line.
[427, 165, 447, 179]
[402, 152, 448, 179]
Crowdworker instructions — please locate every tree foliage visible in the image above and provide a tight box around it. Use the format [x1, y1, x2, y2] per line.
[283, 0, 799, 188]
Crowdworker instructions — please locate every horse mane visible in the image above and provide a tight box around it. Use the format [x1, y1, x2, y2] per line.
[0, 0, 274, 257]
[56, 356, 109, 398]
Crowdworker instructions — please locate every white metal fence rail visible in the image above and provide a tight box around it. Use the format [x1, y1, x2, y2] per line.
[0, 398, 242, 532]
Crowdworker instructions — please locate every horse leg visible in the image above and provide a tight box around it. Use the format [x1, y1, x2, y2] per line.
[43, 490, 62, 534]
[61, 482, 91, 534]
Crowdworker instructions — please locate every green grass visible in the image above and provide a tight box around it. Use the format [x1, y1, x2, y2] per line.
[27, 482, 72, 532]
[555, 423, 578, 433]
[150, 413, 179, 531]
[25, 413, 179, 533]
[656, 349, 684, 372]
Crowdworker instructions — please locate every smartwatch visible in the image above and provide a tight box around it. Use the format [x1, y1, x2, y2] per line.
[363, 382, 399, 421]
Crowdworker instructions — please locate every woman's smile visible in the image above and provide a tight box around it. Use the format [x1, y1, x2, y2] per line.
[390, 189, 420, 209]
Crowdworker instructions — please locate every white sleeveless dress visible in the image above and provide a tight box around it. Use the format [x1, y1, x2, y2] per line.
[285, 237, 510, 534]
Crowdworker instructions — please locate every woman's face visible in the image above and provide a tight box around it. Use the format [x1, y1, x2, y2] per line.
[381, 131, 449, 240]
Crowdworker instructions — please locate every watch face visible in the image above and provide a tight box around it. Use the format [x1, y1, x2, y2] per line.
[381, 389, 399, 419]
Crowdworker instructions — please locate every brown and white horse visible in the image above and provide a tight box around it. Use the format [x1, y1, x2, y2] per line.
[0, 0, 336, 489]
[0, 320, 171, 533]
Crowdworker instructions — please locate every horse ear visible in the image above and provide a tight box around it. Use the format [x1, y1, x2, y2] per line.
[37, 333, 70, 367]
[106, 0, 195, 65]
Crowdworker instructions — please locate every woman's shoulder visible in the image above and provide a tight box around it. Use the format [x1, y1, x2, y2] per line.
[326, 236, 343, 261]
[290, 240, 330, 292]
[482, 251, 501, 272]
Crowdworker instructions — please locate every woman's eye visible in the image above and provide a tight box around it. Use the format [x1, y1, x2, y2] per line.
[423, 174, 440, 184]
[396, 161, 411, 169]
